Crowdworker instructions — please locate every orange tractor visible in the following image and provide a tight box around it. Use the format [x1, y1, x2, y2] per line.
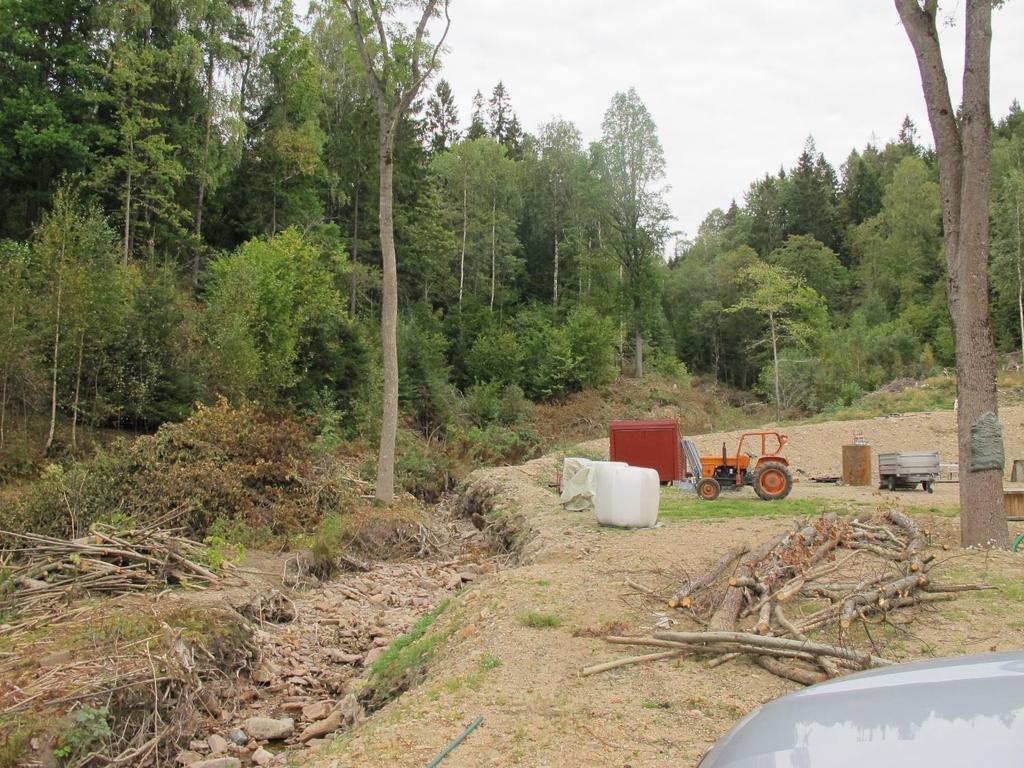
[681, 431, 793, 501]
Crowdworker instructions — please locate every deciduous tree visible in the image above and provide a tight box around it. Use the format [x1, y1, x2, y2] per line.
[895, 0, 1007, 547]
[342, 0, 450, 504]
[598, 88, 671, 377]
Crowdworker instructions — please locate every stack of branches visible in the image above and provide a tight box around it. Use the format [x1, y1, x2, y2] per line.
[0, 601, 255, 767]
[0, 518, 227, 623]
[587, 510, 993, 684]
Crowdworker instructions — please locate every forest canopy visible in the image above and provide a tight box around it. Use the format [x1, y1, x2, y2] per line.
[1, 0, 1023, 476]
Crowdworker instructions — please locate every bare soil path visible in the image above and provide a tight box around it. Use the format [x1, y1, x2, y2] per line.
[306, 407, 1024, 768]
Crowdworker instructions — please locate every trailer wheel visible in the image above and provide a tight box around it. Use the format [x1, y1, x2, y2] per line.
[696, 478, 721, 501]
[886, 476, 896, 492]
[753, 463, 793, 501]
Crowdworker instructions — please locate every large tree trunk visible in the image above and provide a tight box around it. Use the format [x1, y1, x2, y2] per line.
[343, 0, 449, 506]
[375, 120, 399, 503]
[896, 0, 1007, 547]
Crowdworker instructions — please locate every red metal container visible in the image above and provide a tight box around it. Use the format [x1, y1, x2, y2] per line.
[608, 420, 682, 483]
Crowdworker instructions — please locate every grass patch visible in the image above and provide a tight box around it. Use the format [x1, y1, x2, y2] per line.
[519, 611, 563, 629]
[991, 574, 1024, 602]
[436, 654, 502, 698]
[363, 600, 453, 711]
[804, 376, 956, 423]
[480, 652, 503, 671]
[659, 493, 837, 521]
[901, 503, 959, 518]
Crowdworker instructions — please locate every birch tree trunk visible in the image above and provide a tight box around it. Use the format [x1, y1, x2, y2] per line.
[458, 182, 467, 305]
[490, 194, 496, 310]
[45, 281, 63, 454]
[634, 327, 643, 378]
[71, 330, 84, 450]
[122, 135, 133, 266]
[553, 233, 559, 306]
[350, 184, 360, 316]
[896, 0, 1007, 547]
[192, 56, 215, 288]
[769, 310, 781, 421]
[1015, 199, 1023, 367]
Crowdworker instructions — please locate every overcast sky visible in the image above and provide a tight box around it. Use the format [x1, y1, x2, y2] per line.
[435, 1, 1024, 242]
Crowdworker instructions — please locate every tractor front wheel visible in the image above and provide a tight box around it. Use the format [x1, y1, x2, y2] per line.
[696, 477, 721, 501]
[752, 462, 793, 501]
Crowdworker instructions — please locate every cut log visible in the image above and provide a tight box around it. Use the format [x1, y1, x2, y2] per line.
[580, 650, 684, 677]
[668, 545, 748, 609]
[755, 655, 827, 685]
[709, 528, 793, 631]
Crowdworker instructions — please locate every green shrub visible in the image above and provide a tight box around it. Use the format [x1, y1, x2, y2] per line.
[648, 348, 692, 386]
[54, 707, 111, 761]
[463, 382, 532, 429]
[451, 424, 543, 467]
[395, 431, 454, 502]
[463, 381, 504, 427]
[465, 327, 525, 387]
[4, 400, 326, 541]
[518, 315, 576, 402]
[398, 307, 457, 437]
[565, 305, 617, 388]
[497, 384, 531, 426]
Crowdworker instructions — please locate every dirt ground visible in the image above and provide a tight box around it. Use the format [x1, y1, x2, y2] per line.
[305, 411, 1024, 768]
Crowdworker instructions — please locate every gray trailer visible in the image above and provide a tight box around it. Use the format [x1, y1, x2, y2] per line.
[878, 451, 939, 493]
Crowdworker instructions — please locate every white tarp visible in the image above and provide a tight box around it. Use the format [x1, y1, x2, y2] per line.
[560, 457, 596, 511]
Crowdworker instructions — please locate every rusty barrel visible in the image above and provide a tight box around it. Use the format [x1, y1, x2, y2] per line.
[842, 444, 872, 486]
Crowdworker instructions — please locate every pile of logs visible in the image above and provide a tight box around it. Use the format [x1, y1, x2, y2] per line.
[587, 510, 993, 684]
[0, 523, 225, 621]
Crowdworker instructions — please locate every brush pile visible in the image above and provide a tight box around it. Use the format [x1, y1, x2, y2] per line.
[590, 510, 993, 684]
[0, 520, 227, 624]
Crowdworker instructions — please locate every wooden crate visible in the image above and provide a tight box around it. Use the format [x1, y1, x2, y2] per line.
[1004, 489, 1024, 518]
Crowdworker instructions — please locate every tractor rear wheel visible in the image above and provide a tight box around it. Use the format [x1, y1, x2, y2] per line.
[752, 462, 792, 501]
[696, 477, 721, 501]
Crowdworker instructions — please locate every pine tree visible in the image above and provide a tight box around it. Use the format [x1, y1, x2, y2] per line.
[466, 90, 487, 140]
[425, 79, 460, 153]
[898, 115, 919, 151]
[487, 81, 523, 154]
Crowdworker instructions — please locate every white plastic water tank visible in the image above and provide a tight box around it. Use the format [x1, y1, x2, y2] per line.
[593, 464, 660, 529]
